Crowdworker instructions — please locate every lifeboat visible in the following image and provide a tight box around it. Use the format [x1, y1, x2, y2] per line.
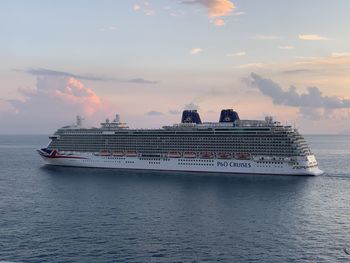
[112, 151, 125, 157]
[200, 152, 214, 159]
[183, 152, 197, 158]
[168, 151, 182, 158]
[99, 150, 111, 156]
[234, 152, 251, 160]
[125, 151, 138, 157]
[217, 152, 232, 159]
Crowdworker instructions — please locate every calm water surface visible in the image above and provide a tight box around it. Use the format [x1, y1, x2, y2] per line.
[0, 135, 349, 262]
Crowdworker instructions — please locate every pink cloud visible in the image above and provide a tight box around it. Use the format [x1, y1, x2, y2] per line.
[133, 1, 156, 16]
[214, 18, 225, 26]
[183, 0, 235, 25]
[0, 75, 112, 133]
[53, 77, 106, 116]
[205, 0, 235, 17]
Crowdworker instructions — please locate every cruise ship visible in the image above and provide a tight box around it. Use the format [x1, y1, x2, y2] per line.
[38, 109, 323, 176]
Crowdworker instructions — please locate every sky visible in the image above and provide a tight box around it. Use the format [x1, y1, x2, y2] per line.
[1, 0, 350, 134]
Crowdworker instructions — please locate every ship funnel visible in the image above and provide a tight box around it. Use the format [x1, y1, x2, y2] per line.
[219, 109, 240, 123]
[181, 110, 202, 124]
[114, 114, 120, 123]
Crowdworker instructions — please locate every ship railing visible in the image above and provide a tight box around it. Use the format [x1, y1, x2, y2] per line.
[235, 120, 278, 127]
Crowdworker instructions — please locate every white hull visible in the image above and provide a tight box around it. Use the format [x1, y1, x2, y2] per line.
[38, 151, 323, 176]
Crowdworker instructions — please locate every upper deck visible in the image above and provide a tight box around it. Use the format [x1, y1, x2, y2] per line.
[48, 109, 312, 157]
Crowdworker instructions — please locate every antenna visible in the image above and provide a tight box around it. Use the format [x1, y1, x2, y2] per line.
[76, 115, 84, 126]
[114, 114, 120, 123]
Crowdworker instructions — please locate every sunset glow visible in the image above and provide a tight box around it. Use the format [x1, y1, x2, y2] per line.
[1, 0, 350, 134]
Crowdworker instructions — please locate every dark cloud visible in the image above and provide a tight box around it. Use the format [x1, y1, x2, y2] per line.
[248, 72, 350, 109]
[127, 78, 159, 84]
[247, 72, 350, 119]
[145, 111, 163, 116]
[17, 68, 111, 81]
[17, 68, 159, 85]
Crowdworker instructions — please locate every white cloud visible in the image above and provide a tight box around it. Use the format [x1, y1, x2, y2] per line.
[132, 1, 156, 16]
[227, 51, 246, 57]
[144, 9, 155, 16]
[190, 48, 203, 55]
[331, 52, 350, 57]
[295, 53, 350, 66]
[279, 45, 295, 50]
[133, 4, 141, 11]
[236, 63, 264, 69]
[233, 11, 245, 16]
[298, 34, 330, 41]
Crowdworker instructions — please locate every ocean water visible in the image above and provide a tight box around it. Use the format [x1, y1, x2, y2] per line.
[0, 135, 349, 262]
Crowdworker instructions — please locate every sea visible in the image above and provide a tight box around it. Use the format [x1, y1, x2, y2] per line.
[0, 135, 349, 262]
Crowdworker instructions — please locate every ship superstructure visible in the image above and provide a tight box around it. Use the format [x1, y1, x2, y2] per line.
[38, 109, 323, 175]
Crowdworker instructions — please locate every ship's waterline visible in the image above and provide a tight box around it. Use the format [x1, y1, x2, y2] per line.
[38, 109, 323, 176]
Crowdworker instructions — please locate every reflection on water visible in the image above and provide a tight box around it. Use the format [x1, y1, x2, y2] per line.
[0, 135, 350, 262]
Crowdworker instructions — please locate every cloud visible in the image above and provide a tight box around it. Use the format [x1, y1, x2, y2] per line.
[144, 9, 155, 16]
[126, 78, 159, 84]
[227, 51, 246, 57]
[331, 52, 350, 57]
[51, 78, 107, 116]
[18, 68, 159, 85]
[133, 4, 141, 11]
[0, 74, 113, 133]
[279, 45, 295, 50]
[133, 1, 156, 16]
[145, 110, 163, 116]
[247, 72, 350, 118]
[231, 52, 350, 78]
[295, 53, 350, 67]
[214, 18, 225, 26]
[233, 11, 245, 16]
[0, 99, 17, 113]
[20, 68, 109, 81]
[20, 77, 108, 117]
[250, 35, 281, 40]
[190, 48, 203, 55]
[298, 34, 330, 41]
[264, 52, 350, 76]
[182, 0, 235, 25]
[184, 102, 200, 110]
[281, 69, 313, 75]
[183, 0, 235, 17]
[236, 63, 264, 69]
